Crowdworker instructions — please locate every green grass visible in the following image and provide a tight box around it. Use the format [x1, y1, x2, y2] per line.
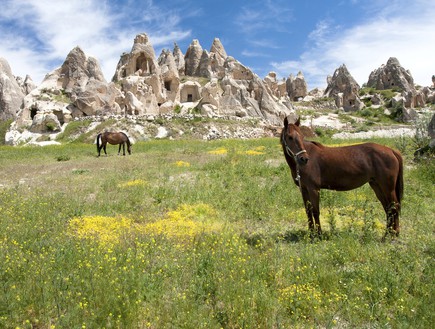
[0, 137, 433, 328]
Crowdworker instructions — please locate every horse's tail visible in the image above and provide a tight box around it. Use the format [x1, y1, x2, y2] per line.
[394, 149, 404, 207]
[96, 133, 102, 149]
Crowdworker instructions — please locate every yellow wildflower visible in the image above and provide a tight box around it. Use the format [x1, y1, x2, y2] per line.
[208, 147, 228, 155]
[117, 179, 147, 188]
[69, 216, 133, 246]
[175, 160, 190, 167]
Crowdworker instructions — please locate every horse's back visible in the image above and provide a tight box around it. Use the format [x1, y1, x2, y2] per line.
[104, 132, 126, 145]
[309, 142, 401, 190]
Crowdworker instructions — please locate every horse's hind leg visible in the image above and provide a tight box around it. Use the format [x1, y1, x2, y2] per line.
[369, 181, 400, 238]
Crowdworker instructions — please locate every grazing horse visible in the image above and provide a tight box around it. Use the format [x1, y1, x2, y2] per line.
[96, 131, 132, 156]
[280, 117, 403, 238]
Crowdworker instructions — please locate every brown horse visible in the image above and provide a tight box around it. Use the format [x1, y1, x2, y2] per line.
[97, 131, 132, 156]
[281, 117, 403, 238]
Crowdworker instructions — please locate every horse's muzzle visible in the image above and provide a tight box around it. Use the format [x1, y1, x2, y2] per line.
[297, 155, 309, 165]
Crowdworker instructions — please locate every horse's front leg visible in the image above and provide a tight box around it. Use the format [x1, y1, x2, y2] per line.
[302, 187, 322, 237]
[301, 188, 315, 234]
[118, 144, 122, 155]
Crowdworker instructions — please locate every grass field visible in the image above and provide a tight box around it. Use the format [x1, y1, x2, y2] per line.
[0, 136, 434, 328]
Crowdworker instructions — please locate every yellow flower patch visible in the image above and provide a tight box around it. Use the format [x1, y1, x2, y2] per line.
[236, 146, 265, 155]
[244, 150, 264, 155]
[117, 179, 147, 188]
[175, 160, 191, 167]
[208, 147, 228, 155]
[279, 282, 345, 317]
[142, 203, 220, 242]
[69, 216, 133, 245]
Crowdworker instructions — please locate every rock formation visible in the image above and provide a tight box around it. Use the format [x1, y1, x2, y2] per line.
[173, 43, 185, 76]
[367, 57, 425, 109]
[184, 39, 204, 77]
[14, 46, 121, 133]
[0, 58, 25, 121]
[324, 64, 364, 112]
[8, 32, 435, 145]
[4, 31, 291, 135]
[263, 72, 287, 99]
[286, 72, 308, 101]
[111, 33, 292, 124]
[16, 75, 37, 95]
[368, 57, 413, 91]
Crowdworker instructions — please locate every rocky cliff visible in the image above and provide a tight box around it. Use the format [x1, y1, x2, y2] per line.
[0, 58, 25, 121]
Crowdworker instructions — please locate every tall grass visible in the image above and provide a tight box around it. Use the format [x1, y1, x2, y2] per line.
[0, 137, 433, 328]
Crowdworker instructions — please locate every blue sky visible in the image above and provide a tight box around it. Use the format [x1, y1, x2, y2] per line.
[1, 0, 434, 89]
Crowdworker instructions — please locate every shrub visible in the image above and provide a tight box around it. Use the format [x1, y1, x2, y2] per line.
[0, 119, 13, 145]
[56, 154, 71, 161]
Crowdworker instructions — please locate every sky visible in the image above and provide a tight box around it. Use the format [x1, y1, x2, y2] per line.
[1, 0, 434, 90]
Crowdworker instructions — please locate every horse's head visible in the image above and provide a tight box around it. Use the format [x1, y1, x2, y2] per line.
[127, 140, 132, 155]
[282, 116, 309, 165]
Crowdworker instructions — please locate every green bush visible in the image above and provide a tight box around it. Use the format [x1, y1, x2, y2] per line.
[0, 119, 13, 144]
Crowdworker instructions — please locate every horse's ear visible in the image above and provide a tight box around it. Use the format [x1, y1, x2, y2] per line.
[284, 116, 289, 128]
[295, 117, 301, 126]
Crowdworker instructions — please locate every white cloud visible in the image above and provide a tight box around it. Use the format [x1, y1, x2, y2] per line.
[0, 0, 192, 83]
[271, 1, 435, 89]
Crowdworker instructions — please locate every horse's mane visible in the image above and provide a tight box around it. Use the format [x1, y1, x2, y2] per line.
[306, 140, 324, 148]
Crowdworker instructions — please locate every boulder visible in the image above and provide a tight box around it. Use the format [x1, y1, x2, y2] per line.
[70, 80, 123, 117]
[30, 112, 62, 133]
[124, 91, 145, 115]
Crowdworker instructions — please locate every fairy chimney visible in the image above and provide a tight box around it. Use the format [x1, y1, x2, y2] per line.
[325, 64, 363, 111]
[0, 57, 25, 120]
[184, 39, 204, 76]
